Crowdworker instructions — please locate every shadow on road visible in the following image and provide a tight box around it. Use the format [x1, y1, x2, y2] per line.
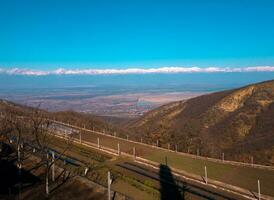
[159, 164, 183, 200]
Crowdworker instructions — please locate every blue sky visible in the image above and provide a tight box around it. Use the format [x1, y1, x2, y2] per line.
[1, 0, 274, 70]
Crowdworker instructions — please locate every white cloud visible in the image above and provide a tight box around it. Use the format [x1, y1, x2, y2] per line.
[243, 66, 274, 72]
[4, 68, 49, 76]
[0, 66, 273, 76]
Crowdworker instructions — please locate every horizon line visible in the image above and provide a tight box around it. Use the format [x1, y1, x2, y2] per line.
[0, 66, 274, 76]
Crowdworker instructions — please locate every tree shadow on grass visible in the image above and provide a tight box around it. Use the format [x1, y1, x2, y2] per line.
[0, 158, 41, 198]
[159, 164, 183, 200]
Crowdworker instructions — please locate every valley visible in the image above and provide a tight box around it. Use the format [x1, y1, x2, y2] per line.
[1, 80, 274, 200]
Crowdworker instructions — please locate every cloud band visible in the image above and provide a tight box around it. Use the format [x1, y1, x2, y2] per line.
[0, 66, 274, 76]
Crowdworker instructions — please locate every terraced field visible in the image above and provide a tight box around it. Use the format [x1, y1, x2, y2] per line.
[50, 134, 251, 200]
[67, 126, 274, 197]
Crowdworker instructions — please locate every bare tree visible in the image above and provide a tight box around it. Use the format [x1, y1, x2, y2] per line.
[0, 107, 25, 161]
[28, 107, 74, 195]
[1, 105, 74, 196]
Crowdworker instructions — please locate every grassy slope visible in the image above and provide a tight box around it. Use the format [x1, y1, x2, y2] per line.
[146, 151, 274, 196]
[75, 129, 274, 196]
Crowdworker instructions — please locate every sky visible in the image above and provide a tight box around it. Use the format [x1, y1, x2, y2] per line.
[1, 0, 274, 72]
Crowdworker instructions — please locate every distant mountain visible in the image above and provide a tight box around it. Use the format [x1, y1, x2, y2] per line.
[126, 80, 274, 165]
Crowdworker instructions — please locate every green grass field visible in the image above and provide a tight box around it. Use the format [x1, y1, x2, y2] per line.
[145, 151, 274, 196]
[75, 130, 274, 197]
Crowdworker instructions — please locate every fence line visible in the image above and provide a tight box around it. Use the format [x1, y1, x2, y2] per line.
[52, 120, 274, 171]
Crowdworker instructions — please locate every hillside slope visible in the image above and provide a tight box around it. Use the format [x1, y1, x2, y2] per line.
[0, 100, 126, 138]
[126, 80, 274, 165]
